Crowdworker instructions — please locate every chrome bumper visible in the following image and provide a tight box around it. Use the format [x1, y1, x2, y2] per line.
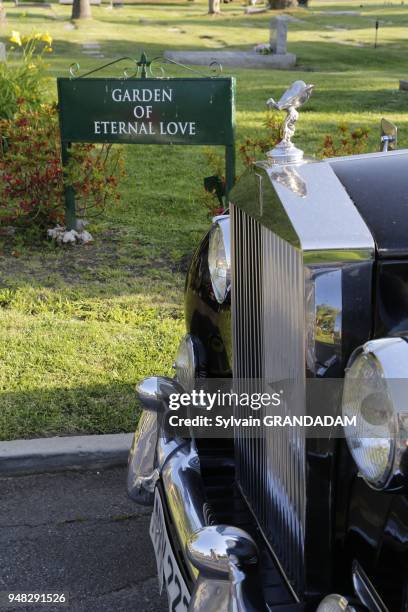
[127, 377, 268, 612]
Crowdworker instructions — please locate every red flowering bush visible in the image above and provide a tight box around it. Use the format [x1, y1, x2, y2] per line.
[202, 111, 283, 217]
[202, 114, 370, 216]
[0, 102, 123, 229]
[319, 123, 370, 158]
[238, 110, 282, 166]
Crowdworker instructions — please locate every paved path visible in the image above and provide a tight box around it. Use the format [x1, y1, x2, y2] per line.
[0, 468, 167, 612]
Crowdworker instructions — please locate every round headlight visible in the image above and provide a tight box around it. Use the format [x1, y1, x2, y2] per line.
[208, 216, 231, 304]
[316, 594, 357, 612]
[342, 338, 408, 490]
[174, 334, 206, 392]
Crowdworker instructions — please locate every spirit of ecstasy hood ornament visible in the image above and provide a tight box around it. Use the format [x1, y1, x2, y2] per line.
[266, 80, 314, 164]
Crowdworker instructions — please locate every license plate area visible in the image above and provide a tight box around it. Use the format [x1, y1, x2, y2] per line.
[150, 488, 190, 611]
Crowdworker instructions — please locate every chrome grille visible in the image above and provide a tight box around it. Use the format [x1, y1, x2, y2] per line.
[231, 205, 306, 595]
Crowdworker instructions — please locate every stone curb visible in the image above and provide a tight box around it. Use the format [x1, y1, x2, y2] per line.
[0, 433, 133, 476]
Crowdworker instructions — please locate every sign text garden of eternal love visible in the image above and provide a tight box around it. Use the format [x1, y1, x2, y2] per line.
[57, 75, 235, 230]
[57, 77, 235, 146]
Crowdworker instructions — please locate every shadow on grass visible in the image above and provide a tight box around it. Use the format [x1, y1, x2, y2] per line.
[43, 36, 408, 78]
[2, 11, 64, 22]
[98, 12, 408, 30]
[0, 138, 206, 301]
[1, 34, 407, 300]
[0, 383, 141, 441]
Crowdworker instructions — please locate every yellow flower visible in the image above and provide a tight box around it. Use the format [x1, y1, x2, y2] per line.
[45, 46, 53, 53]
[41, 32, 53, 45]
[9, 31, 22, 46]
[28, 63, 36, 70]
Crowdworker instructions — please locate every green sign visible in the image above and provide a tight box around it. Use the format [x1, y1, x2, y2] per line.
[57, 74, 236, 230]
[58, 77, 235, 146]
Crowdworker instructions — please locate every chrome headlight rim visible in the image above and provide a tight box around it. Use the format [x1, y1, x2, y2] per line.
[342, 337, 408, 492]
[316, 593, 358, 612]
[208, 215, 231, 305]
[174, 334, 207, 392]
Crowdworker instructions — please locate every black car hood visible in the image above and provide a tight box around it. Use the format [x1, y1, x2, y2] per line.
[330, 151, 408, 259]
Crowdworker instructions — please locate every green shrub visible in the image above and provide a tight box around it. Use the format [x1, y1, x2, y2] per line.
[0, 31, 52, 120]
[0, 31, 124, 232]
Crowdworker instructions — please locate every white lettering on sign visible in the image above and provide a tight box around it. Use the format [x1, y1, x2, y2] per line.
[160, 122, 196, 136]
[133, 105, 152, 119]
[111, 88, 173, 103]
[93, 87, 197, 139]
[94, 121, 157, 135]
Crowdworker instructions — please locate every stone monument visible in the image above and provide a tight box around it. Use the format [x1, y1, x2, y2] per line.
[165, 12, 296, 69]
[270, 16, 288, 56]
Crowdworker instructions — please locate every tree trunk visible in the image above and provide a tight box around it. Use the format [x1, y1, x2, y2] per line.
[268, 0, 296, 7]
[72, 0, 92, 20]
[208, 0, 220, 14]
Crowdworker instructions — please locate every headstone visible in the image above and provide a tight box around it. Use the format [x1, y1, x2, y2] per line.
[400, 80, 408, 91]
[0, 43, 6, 63]
[324, 10, 360, 15]
[81, 42, 104, 58]
[82, 42, 101, 49]
[270, 16, 288, 56]
[245, 6, 267, 14]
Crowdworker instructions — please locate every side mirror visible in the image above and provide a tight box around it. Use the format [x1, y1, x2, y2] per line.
[380, 118, 397, 152]
[136, 376, 181, 413]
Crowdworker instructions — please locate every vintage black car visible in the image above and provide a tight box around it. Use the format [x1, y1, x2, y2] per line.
[127, 83, 408, 611]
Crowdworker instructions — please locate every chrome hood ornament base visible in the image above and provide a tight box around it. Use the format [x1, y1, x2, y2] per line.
[266, 80, 314, 164]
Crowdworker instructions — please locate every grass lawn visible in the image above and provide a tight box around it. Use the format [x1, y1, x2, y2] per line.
[0, 0, 408, 440]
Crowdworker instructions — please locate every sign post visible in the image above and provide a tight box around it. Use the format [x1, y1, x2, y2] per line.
[57, 57, 236, 230]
